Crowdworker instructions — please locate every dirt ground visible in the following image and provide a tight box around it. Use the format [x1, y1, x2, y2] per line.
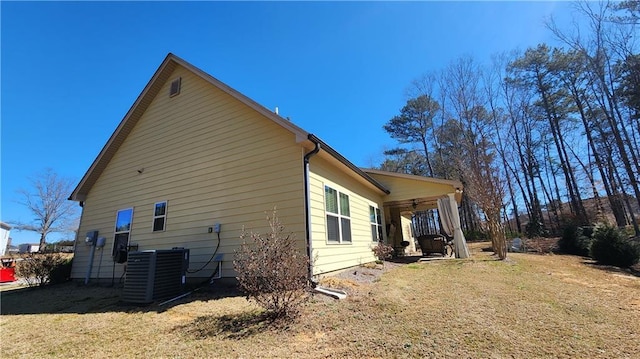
[319, 252, 452, 292]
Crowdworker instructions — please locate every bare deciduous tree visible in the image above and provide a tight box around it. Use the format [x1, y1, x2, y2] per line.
[380, 2, 640, 243]
[12, 169, 78, 251]
[441, 56, 508, 259]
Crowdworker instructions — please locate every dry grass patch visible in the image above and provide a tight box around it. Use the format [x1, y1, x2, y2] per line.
[1, 244, 639, 358]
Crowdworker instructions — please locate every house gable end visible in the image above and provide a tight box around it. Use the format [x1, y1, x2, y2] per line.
[69, 63, 308, 280]
[70, 53, 309, 202]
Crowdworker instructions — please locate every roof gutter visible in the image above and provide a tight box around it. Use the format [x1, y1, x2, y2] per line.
[303, 136, 321, 286]
[307, 134, 390, 194]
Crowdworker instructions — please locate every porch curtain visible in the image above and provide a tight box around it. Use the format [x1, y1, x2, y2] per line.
[437, 195, 470, 259]
[437, 197, 454, 237]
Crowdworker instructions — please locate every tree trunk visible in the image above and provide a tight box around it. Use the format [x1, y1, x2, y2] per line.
[420, 137, 434, 177]
[585, 99, 628, 226]
[540, 142, 562, 232]
[513, 121, 543, 234]
[534, 69, 588, 224]
[592, 63, 640, 226]
[487, 210, 507, 259]
[490, 102, 522, 236]
[536, 163, 557, 235]
[505, 166, 522, 234]
[507, 161, 530, 232]
[611, 156, 640, 234]
[38, 233, 47, 252]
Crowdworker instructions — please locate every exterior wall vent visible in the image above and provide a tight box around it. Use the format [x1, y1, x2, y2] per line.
[122, 248, 189, 304]
[169, 77, 181, 97]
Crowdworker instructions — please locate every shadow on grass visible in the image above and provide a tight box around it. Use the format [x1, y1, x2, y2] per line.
[582, 259, 640, 278]
[0, 280, 243, 315]
[175, 310, 283, 340]
[387, 255, 452, 264]
[388, 253, 503, 265]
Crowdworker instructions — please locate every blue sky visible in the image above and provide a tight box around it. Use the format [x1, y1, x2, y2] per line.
[1, 1, 579, 245]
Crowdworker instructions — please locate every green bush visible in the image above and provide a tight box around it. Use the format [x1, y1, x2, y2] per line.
[15, 253, 73, 287]
[48, 256, 73, 284]
[558, 225, 594, 256]
[525, 220, 547, 238]
[505, 231, 524, 240]
[590, 226, 640, 268]
[464, 230, 489, 242]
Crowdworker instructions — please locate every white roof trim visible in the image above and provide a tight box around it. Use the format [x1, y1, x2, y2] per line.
[363, 169, 463, 190]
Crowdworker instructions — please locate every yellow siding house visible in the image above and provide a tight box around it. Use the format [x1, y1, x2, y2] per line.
[69, 54, 467, 284]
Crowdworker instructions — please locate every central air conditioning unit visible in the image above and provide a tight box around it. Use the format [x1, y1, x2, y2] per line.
[122, 249, 189, 304]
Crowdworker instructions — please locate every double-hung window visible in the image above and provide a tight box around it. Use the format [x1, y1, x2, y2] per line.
[115, 208, 133, 240]
[113, 208, 133, 260]
[370, 205, 383, 242]
[152, 201, 167, 232]
[325, 185, 351, 243]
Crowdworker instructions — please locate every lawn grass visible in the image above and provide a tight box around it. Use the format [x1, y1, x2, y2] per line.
[1, 242, 638, 358]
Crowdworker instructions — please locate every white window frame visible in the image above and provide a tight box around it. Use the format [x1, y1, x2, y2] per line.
[370, 205, 383, 242]
[113, 207, 133, 256]
[115, 208, 134, 235]
[324, 185, 352, 244]
[152, 201, 167, 232]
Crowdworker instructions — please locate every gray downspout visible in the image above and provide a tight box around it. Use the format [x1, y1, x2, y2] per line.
[84, 243, 97, 285]
[304, 136, 320, 287]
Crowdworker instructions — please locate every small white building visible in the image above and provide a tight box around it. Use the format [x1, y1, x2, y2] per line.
[0, 222, 11, 256]
[18, 243, 40, 254]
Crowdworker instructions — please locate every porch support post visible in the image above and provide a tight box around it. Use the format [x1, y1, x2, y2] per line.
[449, 193, 470, 258]
[388, 207, 405, 257]
[400, 214, 417, 253]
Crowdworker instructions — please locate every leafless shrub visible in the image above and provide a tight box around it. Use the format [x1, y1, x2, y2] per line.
[526, 237, 559, 254]
[234, 209, 309, 320]
[372, 242, 394, 261]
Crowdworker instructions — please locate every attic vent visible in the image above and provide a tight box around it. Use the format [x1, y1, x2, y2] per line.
[169, 77, 181, 97]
